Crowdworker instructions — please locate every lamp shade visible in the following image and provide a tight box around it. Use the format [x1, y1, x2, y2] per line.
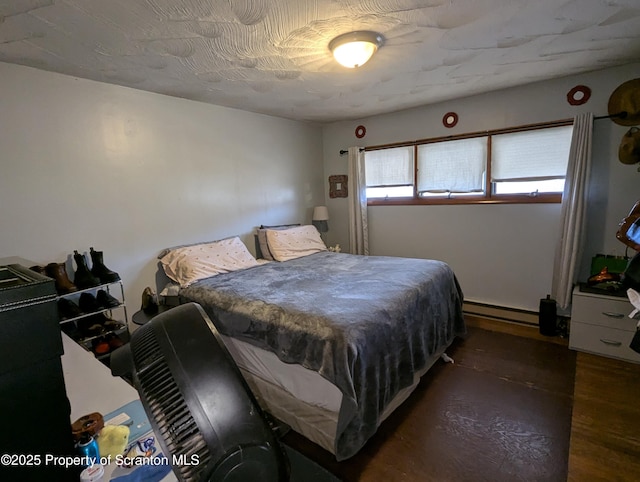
[312, 206, 329, 221]
[312, 206, 329, 234]
[329, 31, 384, 68]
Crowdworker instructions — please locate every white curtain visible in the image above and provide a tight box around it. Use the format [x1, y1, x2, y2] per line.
[552, 113, 593, 309]
[348, 146, 369, 255]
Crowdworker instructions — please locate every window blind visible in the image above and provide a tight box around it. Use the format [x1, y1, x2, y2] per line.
[365, 146, 413, 187]
[491, 126, 573, 182]
[417, 137, 486, 193]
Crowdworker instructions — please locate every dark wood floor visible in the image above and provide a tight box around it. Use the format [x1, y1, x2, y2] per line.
[284, 320, 578, 481]
[467, 318, 640, 482]
[568, 351, 640, 481]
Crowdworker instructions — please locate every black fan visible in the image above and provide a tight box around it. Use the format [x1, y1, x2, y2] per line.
[111, 302, 290, 482]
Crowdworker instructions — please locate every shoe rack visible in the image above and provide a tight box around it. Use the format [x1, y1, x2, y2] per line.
[58, 281, 130, 366]
[31, 248, 128, 367]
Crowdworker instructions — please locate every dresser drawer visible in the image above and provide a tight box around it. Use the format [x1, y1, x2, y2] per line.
[571, 292, 634, 330]
[569, 321, 640, 364]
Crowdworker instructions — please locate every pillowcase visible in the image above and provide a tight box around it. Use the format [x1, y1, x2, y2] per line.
[256, 230, 274, 260]
[157, 235, 237, 259]
[256, 224, 300, 260]
[265, 225, 327, 262]
[159, 236, 259, 287]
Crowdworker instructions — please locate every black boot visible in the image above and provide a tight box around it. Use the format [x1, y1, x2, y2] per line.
[73, 250, 101, 289]
[79, 292, 100, 313]
[96, 289, 120, 309]
[57, 298, 83, 320]
[90, 247, 121, 283]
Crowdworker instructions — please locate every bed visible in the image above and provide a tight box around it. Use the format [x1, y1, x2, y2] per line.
[157, 227, 465, 461]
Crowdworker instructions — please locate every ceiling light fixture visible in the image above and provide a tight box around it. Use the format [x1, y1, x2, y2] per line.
[329, 31, 384, 69]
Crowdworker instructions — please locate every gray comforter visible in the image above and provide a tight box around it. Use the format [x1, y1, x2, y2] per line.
[179, 251, 465, 460]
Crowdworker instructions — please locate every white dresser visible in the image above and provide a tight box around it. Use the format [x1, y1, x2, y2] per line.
[570, 286, 640, 364]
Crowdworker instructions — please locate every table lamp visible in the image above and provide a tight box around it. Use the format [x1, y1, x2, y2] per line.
[312, 206, 329, 237]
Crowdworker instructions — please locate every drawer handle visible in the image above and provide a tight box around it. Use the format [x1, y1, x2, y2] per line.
[602, 311, 624, 319]
[600, 338, 622, 347]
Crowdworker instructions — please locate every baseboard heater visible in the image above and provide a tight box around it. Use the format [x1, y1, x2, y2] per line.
[463, 301, 539, 327]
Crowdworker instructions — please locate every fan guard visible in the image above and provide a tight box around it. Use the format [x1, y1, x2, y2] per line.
[111, 302, 289, 481]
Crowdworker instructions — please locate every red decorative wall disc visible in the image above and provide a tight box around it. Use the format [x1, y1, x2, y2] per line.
[567, 85, 591, 106]
[355, 125, 366, 138]
[442, 112, 458, 128]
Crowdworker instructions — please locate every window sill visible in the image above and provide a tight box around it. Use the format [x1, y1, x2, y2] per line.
[367, 194, 562, 206]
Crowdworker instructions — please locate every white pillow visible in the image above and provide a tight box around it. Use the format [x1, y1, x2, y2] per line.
[256, 225, 300, 260]
[266, 225, 327, 262]
[257, 229, 274, 260]
[160, 236, 259, 287]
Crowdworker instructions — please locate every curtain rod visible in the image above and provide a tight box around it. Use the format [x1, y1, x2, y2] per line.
[339, 148, 365, 155]
[594, 111, 628, 121]
[339, 111, 628, 155]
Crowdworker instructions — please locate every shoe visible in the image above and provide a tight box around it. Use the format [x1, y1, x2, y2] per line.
[73, 251, 101, 289]
[45, 262, 78, 294]
[96, 289, 120, 309]
[90, 247, 120, 284]
[61, 321, 81, 339]
[29, 265, 48, 277]
[108, 335, 125, 350]
[77, 315, 105, 338]
[79, 292, 100, 313]
[58, 298, 83, 320]
[92, 338, 111, 356]
[141, 287, 159, 315]
[103, 318, 124, 331]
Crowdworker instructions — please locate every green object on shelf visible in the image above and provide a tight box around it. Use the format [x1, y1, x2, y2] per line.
[590, 254, 629, 275]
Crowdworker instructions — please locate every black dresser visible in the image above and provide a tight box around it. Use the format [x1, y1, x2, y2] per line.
[0, 264, 78, 481]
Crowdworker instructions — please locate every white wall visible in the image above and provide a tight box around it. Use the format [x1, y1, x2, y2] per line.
[322, 63, 640, 312]
[0, 62, 325, 307]
[2, 60, 637, 315]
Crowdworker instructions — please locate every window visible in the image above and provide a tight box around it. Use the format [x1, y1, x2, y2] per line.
[417, 137, 486, 198]
[491, 126, 572, 195]
[365, 146, 414, 198]
[364, 122, 573, 204]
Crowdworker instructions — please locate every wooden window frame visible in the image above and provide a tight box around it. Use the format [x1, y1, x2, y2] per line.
[366, 119, 572, 206]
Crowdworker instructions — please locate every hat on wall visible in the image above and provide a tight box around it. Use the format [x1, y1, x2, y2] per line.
[619, 127, 640, 165]
[608, 78, 640, 126]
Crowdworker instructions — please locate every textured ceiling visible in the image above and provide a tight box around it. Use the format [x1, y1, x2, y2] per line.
[1, 0, 640, 122]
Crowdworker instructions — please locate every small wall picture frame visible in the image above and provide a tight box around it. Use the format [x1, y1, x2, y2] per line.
[329, 175, 348, 198]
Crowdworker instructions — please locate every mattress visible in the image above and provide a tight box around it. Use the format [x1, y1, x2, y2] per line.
[221, 334, 342, 413]
[221, 334, 452, 455]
